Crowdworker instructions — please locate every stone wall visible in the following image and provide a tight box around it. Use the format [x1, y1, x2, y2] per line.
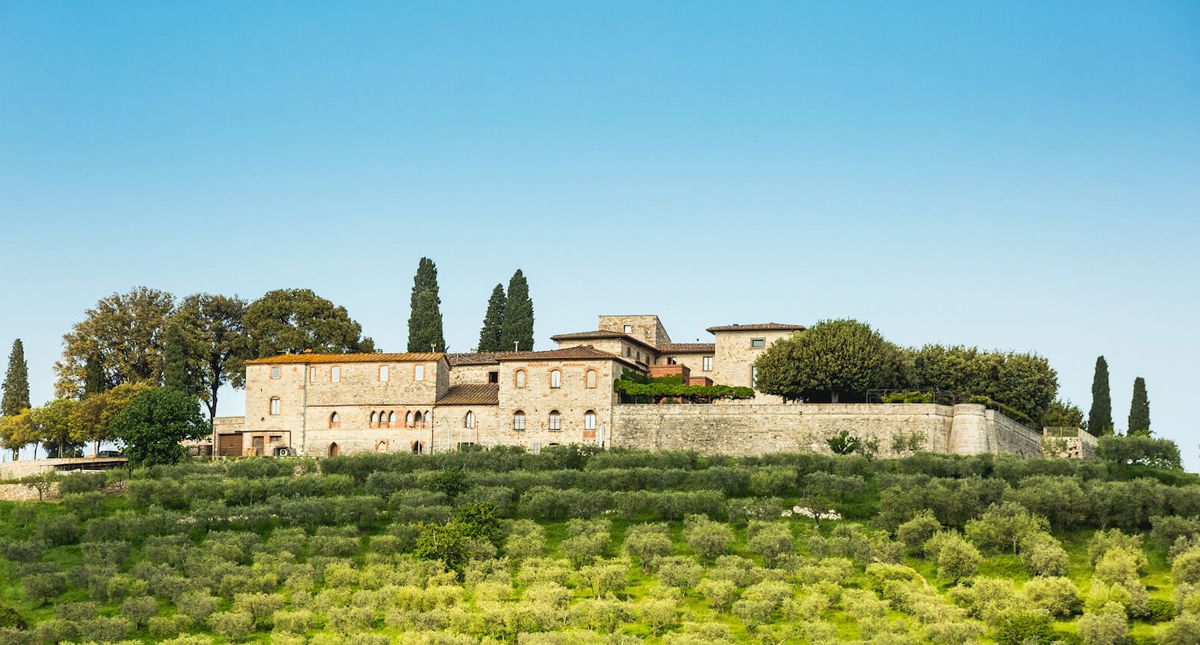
[611, 402, 1041, 458]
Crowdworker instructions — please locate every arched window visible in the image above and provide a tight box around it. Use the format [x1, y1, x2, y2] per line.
[405, 411, 414, 427]
[550, 369, 561, 389]
[411, 441, 423, 454]
[369, 411, 377, 427]
[514, 369, 527, 388]
[328, 443, 340, 457]
[269, 397, 281, 416]
[585, 370, 598, 389]
[329, 412, 340, 429]
[548, 410, 561, 431]
[465, 411, 475, 429]
[584, 410, 596, 431]
[513, 410, 526, 431]
[414, 411, 424, 427]
[388, 411, 396, 426]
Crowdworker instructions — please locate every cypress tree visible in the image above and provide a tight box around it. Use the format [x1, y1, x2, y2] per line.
[84, 351, 106, 397]
[1128, 377, 1151, 436]
[2, 339, 30, 417]
[1088, 356, 1113, 436]
[162, 322, 191, 393]
[407, 257, 446, 352]
[478, 284, 506, 352]
[499, 269, 535, 352]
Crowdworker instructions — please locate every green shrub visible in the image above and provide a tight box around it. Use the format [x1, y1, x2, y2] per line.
[1023, 576, 1082, 617]
[992, 611, 1055, 645]
[0, 604, 26, 630]
[209, 610, 254, 641]
[683, 515, 733, 562]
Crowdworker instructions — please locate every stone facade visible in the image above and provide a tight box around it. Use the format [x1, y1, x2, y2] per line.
[214, 313, 1075, 460]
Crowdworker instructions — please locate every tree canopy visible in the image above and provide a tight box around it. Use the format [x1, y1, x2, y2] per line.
[477, 283, 507, 352]
[754, 319, 905, 402]
[407, 258, 446, 352]
[2, 339, 30, 417]
[241, 289, 375, 383]
[75, 381, 153, 455]
[1089, 356, 1114, 436]
[499, 270, 534, 352]
[906, 345, 1058, 424]
[55, 287, 176, 398]
[109, 388, 208, 467]
[172, 293, 248, 419]
[161, 321, 192, 395]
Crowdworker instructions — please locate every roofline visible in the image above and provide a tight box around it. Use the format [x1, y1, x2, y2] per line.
[244, 352, 447, 365]
[549, 330, 659, 352]
[493, 350, 643, 370]
[704, 324, 807, 334]
[658, 345, 716, 354]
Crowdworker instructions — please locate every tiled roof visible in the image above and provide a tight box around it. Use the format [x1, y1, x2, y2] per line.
[550, 330, 658, 351]
[446, 352, 514, 366]
[245, 352, 443, 365]
[705, 323, 806, 333]
[657, 342, 716, 354]
[437, 383, 500, 406]
[495, 346, 641, 367]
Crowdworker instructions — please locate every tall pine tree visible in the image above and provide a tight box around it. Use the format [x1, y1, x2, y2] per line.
[1128, 377, 1151, 436]
[478, 284, 507, 352]
[499, 269, 535, 352]
[407, 257, 446, 352]
[2, 339, 31, 417]
[1088, 356, 1113, 436]
[162, 321, 192, 393]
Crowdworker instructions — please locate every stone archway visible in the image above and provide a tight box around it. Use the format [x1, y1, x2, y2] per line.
[328, 443, 340, 457]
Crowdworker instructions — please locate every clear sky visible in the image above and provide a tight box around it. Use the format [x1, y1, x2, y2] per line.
[1, 2, 1197, 466]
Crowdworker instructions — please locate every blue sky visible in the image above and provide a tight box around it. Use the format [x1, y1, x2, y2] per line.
[1, 2, 1198, 466]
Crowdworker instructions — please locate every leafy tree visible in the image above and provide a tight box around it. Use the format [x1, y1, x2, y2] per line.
[1128, 377, 1151, 436]
[826, 430, 862, 455]
[161, 321, 192, 394]
[499, 269, 534, 351]
[20, 470, 59, 502]
[906, 344, 1058, 423]
[407, 257, 446, 352]
[897, 510, 943, 554]
[1089, 356, 1114, 435]
[109, 388, 208, 467]
[2, 339, 30, 417]
[683, 515, 733, 562]
[55, 287, 176, 397]
[33, 398, 82, 458]
[1077, 602, 1129, 645]
[0, 408, 34, 459]
[477, 283, 506, 352]
[755, 319, 905, 402]
[1042, 399, 1085, 429]
[1096, 435, 1181, 470]
[414, 521, 472, 573]
[241, 289, 375, 379]
[930, 533, 982, 582]
[74, 381, 153, 455]
[172, 293, 248, 420]
[83, 351, 106, 396]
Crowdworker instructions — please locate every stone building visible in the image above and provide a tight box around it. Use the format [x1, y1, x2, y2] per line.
[214, 314, 1084, 459]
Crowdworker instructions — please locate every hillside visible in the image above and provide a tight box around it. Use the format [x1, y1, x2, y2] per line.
[2, 447, 1199, 644]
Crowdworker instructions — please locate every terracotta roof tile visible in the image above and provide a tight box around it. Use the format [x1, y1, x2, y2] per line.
[245, 352, 443, 365]
[705, 323, 806, 333]
[446, 352, 513, 366]
[550, 330, 658, 351]
[436, 383, 500, 406]
[657, 342, 716, 354]
[495, 346, 641, 368]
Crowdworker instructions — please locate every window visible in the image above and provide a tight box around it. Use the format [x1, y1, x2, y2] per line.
[330, 366, 341, 382]
[379, 365, 389, 382]
[269, 397, 280, 415]
[623, 324, 633, 333]
[488, 371, 499, 384]
[667, 357, 676, 365]
[413, 411, 424, 427]
[550, 369, 561, 389]
[548, 410, 561, 431]
[309, 367, 317, 382]
[584, 410, 596, 430]
[270, 367, 281, 380]
[515, 369, 526, 388]
[585, 370, 598, 389]
[414, 364, 424, 381]
[751, 365, 758, 388]
[388, 411, 396, 426]
[513, 410, 526, 431]
[624, 346, 631, 357]
[636, 351, 641, 362]
[329, 412, 340, 429]
[751, 338, 766, 348]
[405, 411, 414, 427]
[703, 356, 713, 371]
[370, 411, 377, 427]
[465, 411, 475, 429]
